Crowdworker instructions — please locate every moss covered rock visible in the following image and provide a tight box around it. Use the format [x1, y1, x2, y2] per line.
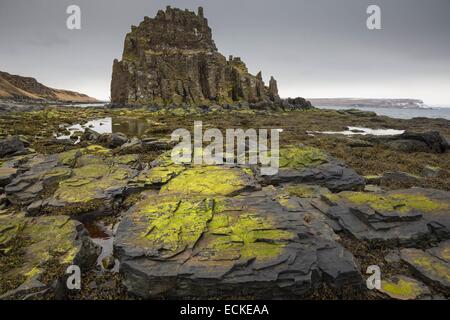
[161, 165, 260, 196]
[264, 145, 364, 192]
[325, 188, 450, 246]
[401, 246, 450, 290]
[115, 190, 362, 298]
[379, 275, 431, 300]
[0, 213, 98, 297]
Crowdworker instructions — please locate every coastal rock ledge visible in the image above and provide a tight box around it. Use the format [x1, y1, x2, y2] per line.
[110, 6, 281, 107]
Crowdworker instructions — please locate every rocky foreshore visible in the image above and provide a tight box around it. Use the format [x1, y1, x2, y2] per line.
[0, 105, 449, 300]
[0, 5, 449, 301]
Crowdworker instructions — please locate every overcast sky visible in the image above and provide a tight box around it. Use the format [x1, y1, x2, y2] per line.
[0, 0, 449, 105]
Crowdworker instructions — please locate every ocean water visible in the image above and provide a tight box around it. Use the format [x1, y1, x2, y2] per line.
[316, 105, 450, 120]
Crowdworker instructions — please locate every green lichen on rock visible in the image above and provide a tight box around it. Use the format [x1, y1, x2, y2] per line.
[401, 248, 450, 288]
[120, 192, 295, 263]
[204, 209, 294, 261]
[161, 165, 257, 196]
[136, 195, 214, 253]
[279, 146, 327, 169]
[134, 165, 185, 186]
[379, 275, 430, 300]
[285, 184, 330, 198]
[334, 191, 449, 214]
[0, 214, 82, 294]
[53, 156, 133, 206]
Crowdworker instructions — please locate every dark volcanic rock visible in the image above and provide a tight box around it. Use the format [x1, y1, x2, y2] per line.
[323, 188, 450, 246]
[0, 213, 99, 299]
[5, 145, 141, 216]
[400, 243, 450, 290]
[367, 131, 448, 154]
[110, 7, 279, 107]
[263, 145, 365, 192]
[115, 190, 362, 299]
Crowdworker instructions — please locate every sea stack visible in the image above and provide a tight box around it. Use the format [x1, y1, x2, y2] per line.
[110, 6, 279, 107]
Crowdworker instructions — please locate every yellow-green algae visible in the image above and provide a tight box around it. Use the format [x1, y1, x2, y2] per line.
[380, 276, 428, 300]
[279, 146, 327, 169]
[334, 192, 449, 213]
[135, 195, 214, 253]
[135, 165, 185, 185]
[285, 185, 330, 198]
[161, 166, 255, 196]
[54, 159, 132, 205]
[0, 214, 80, 287]
[408, 251, 450, 283]
[131, 194, 294, 261]
[205, 210, 294, 261]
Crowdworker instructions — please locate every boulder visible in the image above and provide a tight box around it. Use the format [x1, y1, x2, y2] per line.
[115, 190, 362, 298]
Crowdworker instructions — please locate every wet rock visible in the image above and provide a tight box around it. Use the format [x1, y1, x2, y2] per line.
[401, 245, 450, 290]
[323, 188, 450, 246]
[264, 145, 365, 192]
[115, 190, 362, 298]
[0, 214, 98, 297]
[0, 136, 26, 157]
[378, 275, 431, 300]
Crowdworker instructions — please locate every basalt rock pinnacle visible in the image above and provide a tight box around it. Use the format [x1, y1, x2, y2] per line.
[111, 6, 279, 107]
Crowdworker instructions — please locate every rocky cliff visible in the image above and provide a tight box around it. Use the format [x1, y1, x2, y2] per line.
[111, 6, 280, 107]
[0, 71, 98, 103]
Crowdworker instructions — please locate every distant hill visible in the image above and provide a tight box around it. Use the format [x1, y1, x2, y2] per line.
[0, 71, 98, 103]
[308, 98, 428, 109]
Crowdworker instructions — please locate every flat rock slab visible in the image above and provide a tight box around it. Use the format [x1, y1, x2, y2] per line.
[401, 243, 450, 290]
[323, 188, 450, 246]
[4, 145, 141, 216]
[263, 145, 365, 192]
[115, 185, 362, 298]
[379, 275, 431, 300]
[0, 213, 98, 298]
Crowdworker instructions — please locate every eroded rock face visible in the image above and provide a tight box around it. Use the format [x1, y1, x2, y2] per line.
[111, 6, 279, 107]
